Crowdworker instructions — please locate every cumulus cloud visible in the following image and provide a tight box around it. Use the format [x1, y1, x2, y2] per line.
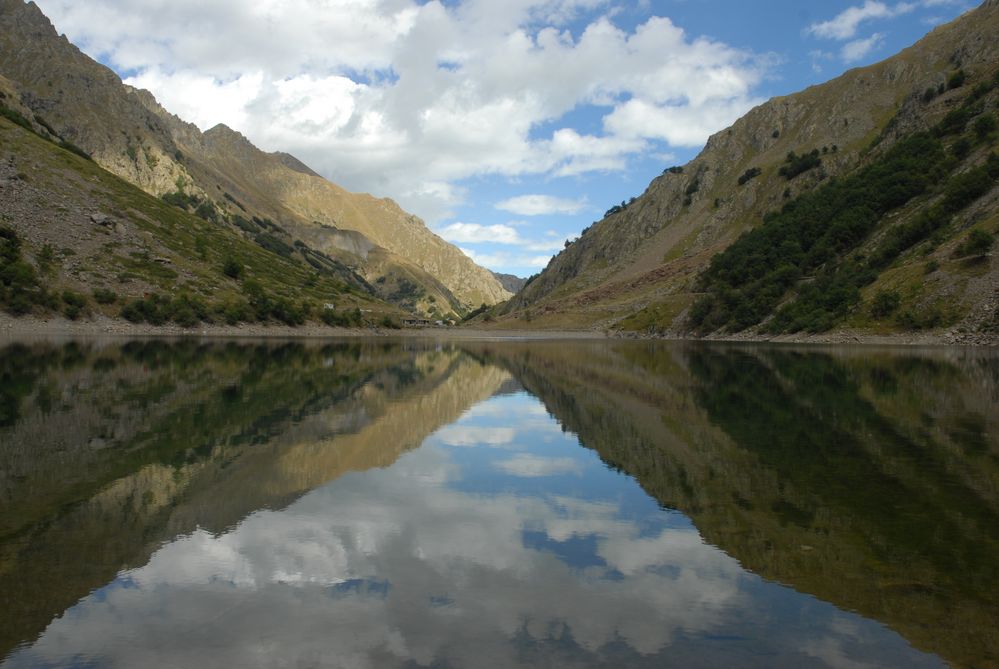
[33, 0, 770, 223]
[459, 247, 559, 272]
[806, 1, 914, 40]
[436, 222, 523, 245]
[435, 425, 519, 447]
[436, 220, 575, 269]
[493, 454, 584, 477]
[495, 194, 588, 216]
[841, 32, 886, 62]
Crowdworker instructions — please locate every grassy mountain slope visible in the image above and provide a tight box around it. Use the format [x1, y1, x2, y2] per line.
[0, 111, 402, 327]
[498, 1, 999, 337]
[0, 0, 510, 315]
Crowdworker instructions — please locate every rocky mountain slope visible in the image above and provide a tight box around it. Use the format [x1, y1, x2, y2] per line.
[490, 271, 528, 294]
[0, 0, 510, 316]
[0, 92, 404, 327]
[499, 0, 999, 337]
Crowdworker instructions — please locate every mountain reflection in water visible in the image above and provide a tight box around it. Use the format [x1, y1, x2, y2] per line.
[0, 339, 995, 668]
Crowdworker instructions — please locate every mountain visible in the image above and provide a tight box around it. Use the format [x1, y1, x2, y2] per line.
[490, 271, 528, 294]
[0, 0, 511, 317]
[1, 83, 408, 327]
[497, 1, 999, 337]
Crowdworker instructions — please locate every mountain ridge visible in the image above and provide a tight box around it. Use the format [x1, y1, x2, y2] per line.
[0, 0, 511, 315]
[496, 1, 999, 337]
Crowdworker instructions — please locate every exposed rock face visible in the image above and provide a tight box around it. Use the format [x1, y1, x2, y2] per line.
[0, 0, 511, 310]
[507, 1, 999, 333]
[490, 271, 528, 294]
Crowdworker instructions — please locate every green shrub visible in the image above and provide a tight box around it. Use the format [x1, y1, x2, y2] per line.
[61, 290, 88, 321]
[738, 167, 761, 186]
[974, 114, 997, 141]
[1, 226, 54, 315]
[0, 103, 34, 131]
[952, 137, 971, 159]
[218, 299, 253, 325]
[947, 69, 966, 90]
[870, 290, 901, 319]
[934, 107, 973, 137]
[121, 295, 168, 325]
[897, 306, 946, 330]
[223, 257, 243, 279]
[253, 233, 294, 257]
[321, 307, 362, 327]
[194, 201, 219, 223]
[161, 191, 198, 210]
[232, 215, 260, 233]
[955, 229, 995, 257]
[93, 287, 117, 304]
[778, 149, 821, 180]
[120, 293, 209, 326]
[36, 243, 56, 275]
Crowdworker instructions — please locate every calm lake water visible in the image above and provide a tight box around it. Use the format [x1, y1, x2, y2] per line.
[0, 338, 996, 668]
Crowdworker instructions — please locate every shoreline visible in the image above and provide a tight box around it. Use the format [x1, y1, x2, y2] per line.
[2, 313, 996, 346]
[0, 314, 608, 342]
[611, 328, 999, 347]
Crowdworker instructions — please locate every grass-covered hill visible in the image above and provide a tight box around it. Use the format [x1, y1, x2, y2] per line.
[490, 0, 999, 339]
[0, 105, 404, 328]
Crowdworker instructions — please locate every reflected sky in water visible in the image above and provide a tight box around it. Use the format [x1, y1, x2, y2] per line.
[3, 375, 944, 669]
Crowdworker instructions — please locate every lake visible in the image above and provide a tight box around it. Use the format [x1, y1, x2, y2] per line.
[0, 338, 996, 668]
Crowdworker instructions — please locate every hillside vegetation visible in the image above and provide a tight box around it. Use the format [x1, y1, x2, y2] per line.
[490, 1, 999, 339]
[0, 114, 403, 328]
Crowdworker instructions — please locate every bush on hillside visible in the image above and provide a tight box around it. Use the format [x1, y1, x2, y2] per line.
[778, 149, 821, 180]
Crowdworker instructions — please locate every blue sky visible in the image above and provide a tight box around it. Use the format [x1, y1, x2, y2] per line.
[35, 0, 973, 277]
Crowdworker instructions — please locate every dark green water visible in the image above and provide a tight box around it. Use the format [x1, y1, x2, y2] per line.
[0, 339, 996, 668]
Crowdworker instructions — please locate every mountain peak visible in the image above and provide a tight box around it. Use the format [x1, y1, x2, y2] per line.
[2, 1, 54, 32]
[204, 123, 249, 142]
[273, 152, 321, 178]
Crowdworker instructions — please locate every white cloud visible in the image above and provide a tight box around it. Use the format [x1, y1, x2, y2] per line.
[494, 454, 583, 477]
[437, 222, 523, 245]
[460, 247, 556, 273]
[437, 220, 575, 271]
[33, 0, 771, 223]
[495, 194, 588, 216]
[841, 33, 886, 62]
[10, 395, 934, 669]
[435, 425, 519, 447]
[806, 1, 914, 40]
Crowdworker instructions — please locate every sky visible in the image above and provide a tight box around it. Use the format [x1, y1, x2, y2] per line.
[33, 0, 974, 277]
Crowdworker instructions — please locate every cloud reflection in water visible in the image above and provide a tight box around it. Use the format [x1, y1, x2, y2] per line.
[5, 392, 940, 669]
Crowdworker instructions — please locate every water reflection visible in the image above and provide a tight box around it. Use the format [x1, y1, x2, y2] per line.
[476, 341, 999, 668]
[1, 339, 996, 667]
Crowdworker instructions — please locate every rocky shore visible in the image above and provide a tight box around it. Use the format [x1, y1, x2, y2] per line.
[4, 312, 997, 345]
